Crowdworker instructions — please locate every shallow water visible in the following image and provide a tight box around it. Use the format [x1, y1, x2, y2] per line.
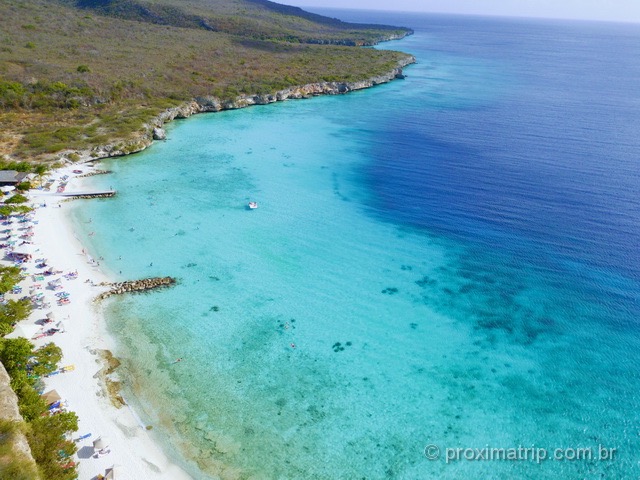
[72, 12, 640, 479]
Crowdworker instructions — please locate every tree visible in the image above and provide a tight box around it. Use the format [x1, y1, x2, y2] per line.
[0, 265, 24, 294]
[0, 298, 32, 335]
[29, 343, 62, 377]
[0, 337, 33, 373]
[15, 381, 47, 421]
[28, 412, 78, 480]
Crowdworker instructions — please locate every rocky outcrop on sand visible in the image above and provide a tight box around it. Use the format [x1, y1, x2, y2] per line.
[94, 350, 125, 408]
[96, 277, 177, 300]
[66, 56, 415, 162]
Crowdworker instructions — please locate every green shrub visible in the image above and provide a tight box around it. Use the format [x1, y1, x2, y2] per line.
[25, 42, 35, 49]
[0, 205, 32, 216]
[4, 194, 28, 204]
[33, 165, 48, 176]
[0, 80, 27, 109]
[76, 65, 90, 73]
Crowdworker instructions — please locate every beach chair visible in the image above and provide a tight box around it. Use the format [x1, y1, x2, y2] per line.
[74, 433, 92, 442]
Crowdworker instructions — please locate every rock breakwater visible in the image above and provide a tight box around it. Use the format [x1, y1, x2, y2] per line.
[96, 277, 177, 300]
[65, 191, 116, 200]
[77, 169, 112, 178]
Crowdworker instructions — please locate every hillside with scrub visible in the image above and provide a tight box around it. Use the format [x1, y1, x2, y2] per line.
[0, 0, 413, 162]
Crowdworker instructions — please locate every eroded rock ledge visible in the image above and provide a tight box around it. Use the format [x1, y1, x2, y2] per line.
[80, 56, 415, 160]
[96, 277, 177, 300]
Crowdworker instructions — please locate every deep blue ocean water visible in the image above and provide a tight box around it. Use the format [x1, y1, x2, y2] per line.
[72, 11, 640, 479]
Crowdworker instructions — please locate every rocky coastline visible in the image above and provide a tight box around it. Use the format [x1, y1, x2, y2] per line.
[73, 56, 415, 161]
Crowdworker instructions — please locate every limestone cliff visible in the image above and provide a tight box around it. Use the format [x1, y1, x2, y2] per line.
[74, 56, 415, 161]
[0, 362, 40, 478]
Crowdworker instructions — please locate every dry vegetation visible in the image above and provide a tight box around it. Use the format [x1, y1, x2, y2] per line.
[0, 0, 412, 162]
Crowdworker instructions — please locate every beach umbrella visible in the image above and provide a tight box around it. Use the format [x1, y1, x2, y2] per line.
[13, 244, 37, 256]
[46, 312, 56, 320]
[5, 323, 41, 339]
[105, 464, 124, 479]
[0, 186, 15, 193]
[41, 390, 61, 405]
[93, 437, 111, 450]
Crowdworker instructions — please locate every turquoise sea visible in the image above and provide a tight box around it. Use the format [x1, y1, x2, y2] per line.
[71, 11, 640, 479]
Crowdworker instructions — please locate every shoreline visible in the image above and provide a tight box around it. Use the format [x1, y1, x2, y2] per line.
[64, 56, 415, 162]
[10, 166, 192, 479]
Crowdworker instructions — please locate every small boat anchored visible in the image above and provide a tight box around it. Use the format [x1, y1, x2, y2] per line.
[248, 201, 258, 209]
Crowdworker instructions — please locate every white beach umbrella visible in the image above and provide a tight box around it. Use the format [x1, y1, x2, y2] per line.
[93, 436, 111, 450]
[105, 464, 125, 479]
[46, 311, 56, 320]
[12, 244, 36, 256]
[5, 323, 41, 339]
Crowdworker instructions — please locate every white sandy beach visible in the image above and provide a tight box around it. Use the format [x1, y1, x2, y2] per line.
[5, 165, 192, 480]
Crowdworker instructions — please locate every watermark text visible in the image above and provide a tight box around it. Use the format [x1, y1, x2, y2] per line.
[423, 444, 617, 464]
